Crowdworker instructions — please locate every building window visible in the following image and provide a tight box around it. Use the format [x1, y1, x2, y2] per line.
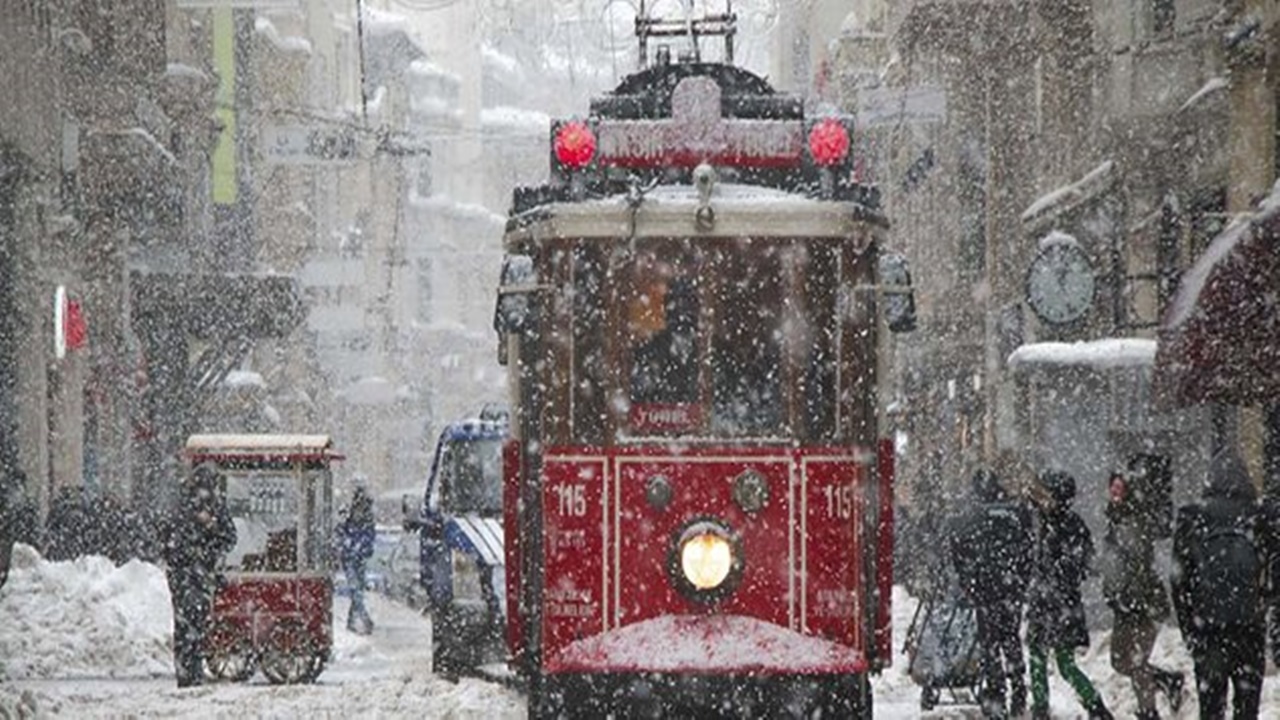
[957, 139, 988, 279]
[417, 258, 434, 322]
[1152, 0, 1175, 37]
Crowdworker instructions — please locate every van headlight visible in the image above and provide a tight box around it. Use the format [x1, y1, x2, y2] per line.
[669, 520, 743, 603]
[450, 549, 483, 603]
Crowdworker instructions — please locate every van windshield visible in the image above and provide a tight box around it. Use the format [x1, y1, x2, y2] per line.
[438, 438, 504, 515]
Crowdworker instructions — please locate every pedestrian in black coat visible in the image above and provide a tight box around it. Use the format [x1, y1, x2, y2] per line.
[1026, 470, 1112, 720]
[950, 468, 1033, 718]
[1101, 456, 1184, 720]
[161, 464, 236, 688]
[1171, 450, 1265, 720]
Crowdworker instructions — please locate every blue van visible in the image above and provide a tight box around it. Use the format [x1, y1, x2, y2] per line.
[405, 408, 509, 675]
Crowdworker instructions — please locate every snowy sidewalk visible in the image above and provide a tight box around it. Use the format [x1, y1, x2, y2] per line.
[0, 545, 522, 718]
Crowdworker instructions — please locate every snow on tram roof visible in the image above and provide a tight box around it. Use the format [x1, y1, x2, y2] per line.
[506, 182, 885, 241]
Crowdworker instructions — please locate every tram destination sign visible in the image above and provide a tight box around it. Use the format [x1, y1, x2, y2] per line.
[594, 76, 805, 169]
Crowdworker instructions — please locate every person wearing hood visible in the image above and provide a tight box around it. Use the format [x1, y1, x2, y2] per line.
[949, 467, 1033, 718]
[160, 463, 236, 688]
[1026, 470, 1112, 720]
[1101, 455, 1183, 720]
[1171, 449, 1265, 719]
[338, 482, 376, 635]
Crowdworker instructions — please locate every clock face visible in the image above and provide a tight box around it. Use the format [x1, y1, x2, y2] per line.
[1026, 242, 1095, 325]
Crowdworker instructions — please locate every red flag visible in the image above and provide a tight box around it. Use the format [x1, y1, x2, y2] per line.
[65, 299, 87, 350]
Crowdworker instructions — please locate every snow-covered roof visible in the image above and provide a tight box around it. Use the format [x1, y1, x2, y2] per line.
[407, 58, 460, 85]
[1007, 338, 1157, 372]
[253, 17, 312, 55]
[1038, 229, 1080, 250]
[164, 63, 208, 81]
[481, 44, 523, 80]
[362, 6, 408, 37]
[222, 370, 266, 389]
[1021, 160, 1115, 224]
[480, 106, 551, 133]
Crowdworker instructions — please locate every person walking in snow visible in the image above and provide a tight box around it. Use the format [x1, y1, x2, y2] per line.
[161, 463, 236, 688]
[1026, 470, 1112, 720]
[1101, 456, 1184, 720]
[338, 483, 376, 635]
[950, 467, 1033, 718]
[1171, 449, 1266, 720]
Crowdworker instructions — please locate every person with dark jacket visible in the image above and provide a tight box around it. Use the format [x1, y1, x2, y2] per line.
[1101, 458, 1184, 720]
[161, 464, 236, 687]
[338, 484, 376, 635]
[1171, 450, 1265, 720]
[950, 468, 1033, 718]
[1026, 470, 1112, 720]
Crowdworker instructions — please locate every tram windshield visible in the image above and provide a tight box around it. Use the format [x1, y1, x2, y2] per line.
[438, 438, 504, 515]
[615, 240, 834, 440]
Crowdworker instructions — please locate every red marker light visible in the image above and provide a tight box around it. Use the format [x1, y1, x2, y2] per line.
[808, 118, 850, 166]
[554, 121, 596, 169]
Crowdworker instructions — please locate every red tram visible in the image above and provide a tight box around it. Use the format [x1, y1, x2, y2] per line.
[494, 11, 912, 718]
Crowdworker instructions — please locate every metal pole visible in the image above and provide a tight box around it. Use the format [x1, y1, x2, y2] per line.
[356, 0, 368, 122]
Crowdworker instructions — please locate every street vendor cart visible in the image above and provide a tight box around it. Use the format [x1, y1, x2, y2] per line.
[185, 434, 342, 684]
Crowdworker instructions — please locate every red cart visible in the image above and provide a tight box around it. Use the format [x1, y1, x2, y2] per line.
[185, 434, 342, 684]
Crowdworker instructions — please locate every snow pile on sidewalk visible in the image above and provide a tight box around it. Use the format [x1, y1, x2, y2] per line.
[0, 543, 173, 680]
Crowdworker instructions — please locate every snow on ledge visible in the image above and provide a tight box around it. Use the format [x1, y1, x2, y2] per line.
[1038, 229, 1080, 250]
[362, 6, 408, 37]
[1179, 77, 1229, 114]
[254, 17, 313, 55]
[480, 106, 551, 133]
[1021, 160, 1115, 223]
[1007, 338, 1157, 372]
[223, 369, 266, 389]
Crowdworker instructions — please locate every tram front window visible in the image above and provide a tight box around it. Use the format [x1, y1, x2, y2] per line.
[439, 438, 503, 515]
[711, 247, 784, 436]
[625, 248, 702, 433]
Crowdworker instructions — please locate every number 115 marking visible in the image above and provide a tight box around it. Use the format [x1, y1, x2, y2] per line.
[823, 483, 855, 520]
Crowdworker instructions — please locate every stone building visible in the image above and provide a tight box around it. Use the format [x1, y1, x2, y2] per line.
[807, 1, 1279, 524]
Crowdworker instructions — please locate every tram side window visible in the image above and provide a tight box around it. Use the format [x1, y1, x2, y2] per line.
[572, 245, 606, 443]
[711, 247, 784, 436]
[224, 473, 298, 572]
[628, 251, 700, 408]
[803, 244, 839, 442]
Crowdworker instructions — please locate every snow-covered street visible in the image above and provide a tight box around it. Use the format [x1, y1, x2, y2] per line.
[0, 544, 522, 718]
[4, 545, 1280, 718]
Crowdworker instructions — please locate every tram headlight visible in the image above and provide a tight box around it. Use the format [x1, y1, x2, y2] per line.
[670, 520, 743, 602]
[681, 532, 733, 589]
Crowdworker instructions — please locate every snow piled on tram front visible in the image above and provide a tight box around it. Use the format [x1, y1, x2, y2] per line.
[553, 614, 865, 674]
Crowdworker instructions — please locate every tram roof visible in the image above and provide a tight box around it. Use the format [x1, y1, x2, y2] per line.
[504, 182, 887, 246]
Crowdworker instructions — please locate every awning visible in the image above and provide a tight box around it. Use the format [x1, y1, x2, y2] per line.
[1153, 193, 1280, 407]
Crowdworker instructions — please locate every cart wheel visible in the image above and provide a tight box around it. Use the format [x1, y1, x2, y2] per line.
[300, 651, 327, 684]
[204, 622, 257, 682]
[920, 685, 939, 711]
[260, 620, 315, 685]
